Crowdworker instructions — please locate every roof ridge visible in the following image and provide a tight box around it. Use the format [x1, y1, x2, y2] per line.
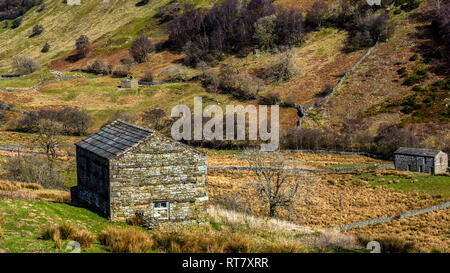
[116, 119, 155, 133]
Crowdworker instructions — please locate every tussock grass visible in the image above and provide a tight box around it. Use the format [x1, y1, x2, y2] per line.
[97, 227, 154, 253]
[40, 222, 95, 249]
[0, 179, 70, 202]
[69, 230, 96, 249]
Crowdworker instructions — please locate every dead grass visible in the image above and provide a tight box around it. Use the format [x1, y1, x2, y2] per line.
[69, 230, 96, 249]
[314, 230, 358, 252]
[0, 178, 70, 202]
[351, 208, 450, 253]
[97, 227, 154, 253]
[40, 222, 95, 249]
[208, 167, 446, 228]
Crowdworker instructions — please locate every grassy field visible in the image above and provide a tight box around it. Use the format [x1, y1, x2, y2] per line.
[0, 187, 359, 253]
[350, 170, 450, 198]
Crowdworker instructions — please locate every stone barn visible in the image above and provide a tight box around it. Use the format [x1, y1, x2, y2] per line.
[121, 75, 138, 88]
[394, 147, 448, 174]
[71, 120, 208, 227]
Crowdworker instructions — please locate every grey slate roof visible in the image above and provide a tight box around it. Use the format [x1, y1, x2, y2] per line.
[76, 119, 154, 159]
[394, 147, 442, 157]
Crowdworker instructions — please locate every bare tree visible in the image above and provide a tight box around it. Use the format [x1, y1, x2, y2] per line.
[242, 150, 309, 218]
[35, 119, 62, 169]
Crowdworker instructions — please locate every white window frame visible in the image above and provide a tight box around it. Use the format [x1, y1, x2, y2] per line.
[153, 201, 169, 219]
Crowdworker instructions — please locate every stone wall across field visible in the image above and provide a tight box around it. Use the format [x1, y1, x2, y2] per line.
[338, 201, 450, 231]
[109, 133, 208, 226]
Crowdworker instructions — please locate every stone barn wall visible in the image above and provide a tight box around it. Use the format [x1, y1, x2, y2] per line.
[394, 154, 434, 173]
[435, 152, 448, 174]
[109, 133, 208, 226]
[71, 146, 110, 217]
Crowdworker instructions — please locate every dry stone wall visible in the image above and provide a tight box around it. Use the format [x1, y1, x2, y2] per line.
[109, 133, 208, 227]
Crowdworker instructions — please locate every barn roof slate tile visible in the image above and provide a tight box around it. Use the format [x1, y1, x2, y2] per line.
[75, 120, 154, 159]
[394, 147, 442, 157]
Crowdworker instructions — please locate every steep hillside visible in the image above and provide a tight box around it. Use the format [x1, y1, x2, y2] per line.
[0, 0, 170, 64]
[0, 0, 448, 152]
[302, 2, 449, 151]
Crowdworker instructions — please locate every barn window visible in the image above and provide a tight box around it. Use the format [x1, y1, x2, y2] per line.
[440, 157, 443, 165]
[153, 201, 169, 219]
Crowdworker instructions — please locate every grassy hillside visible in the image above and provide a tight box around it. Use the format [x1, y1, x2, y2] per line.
[304, 2, 449, 148]
[0, 0, 172, 65]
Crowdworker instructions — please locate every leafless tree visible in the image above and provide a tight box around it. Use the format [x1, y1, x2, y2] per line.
[242, 150, 310, 218]
[35, 119, 62, 169]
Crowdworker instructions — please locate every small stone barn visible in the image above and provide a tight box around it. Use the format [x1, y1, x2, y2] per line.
[71, 120, 208, 227]
[394, 147, 448, 174]
[121, 75, 138, 88]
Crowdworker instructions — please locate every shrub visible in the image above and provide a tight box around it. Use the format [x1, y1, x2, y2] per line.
[98, 227, 153, 253]
[412, 85, 422, 91]
[396, 0, 421, 11]
[12, 55, 41, 75]
[155, 2, 182, 23]
[29, 24, 43, 37]
[41, 42, 50, 53]
[12, 108, 92, 135]
[262, 50, 300, 82]
[409, 53, 418, 61]
[142, 108, 165, 129]
[403, 74, 420, 86]
[87, 60, 112, 74]
[75, 35, 90, 58]
[135, 0, 150, 7]
[61, 108, 93, 135]
[253, 14, 277, 50]
[160, 66, 189, 82]
[10, 18, 21, 29]
[397, 67, 406, 75]
[204, 66, 265, 100]
[4, 156, 65, 189]
[374, 124, 420, 158]
[259, 92, 281, 105]
[0, 0, 37, 21]
[347, 12, 394, 50]
[112, 66, 130, 78]
[141, 70, 154, 82]
[130, 36, 154, 63]
[120, 57, 135, 69]
[37, 3, 45, 12]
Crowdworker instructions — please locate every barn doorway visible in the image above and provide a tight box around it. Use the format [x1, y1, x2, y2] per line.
[419, 165, 423, 172]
